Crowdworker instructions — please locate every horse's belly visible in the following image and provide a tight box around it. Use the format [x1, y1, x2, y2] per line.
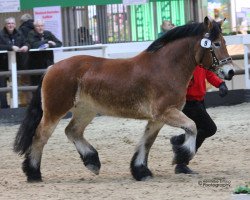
[80, 94, 152, 119]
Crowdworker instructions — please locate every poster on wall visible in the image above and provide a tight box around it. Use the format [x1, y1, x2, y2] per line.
[207, 0, 231, 33]
[0, 0, 20, 13]
[33, 6, 63, 42]
[235, 1, 250, 34]
[123, 0, 148, 5]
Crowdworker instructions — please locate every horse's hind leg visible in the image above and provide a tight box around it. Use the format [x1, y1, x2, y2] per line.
[65, 108, 101, 175]
[23, 115, 60, 182]
[130, 120, 164, 181]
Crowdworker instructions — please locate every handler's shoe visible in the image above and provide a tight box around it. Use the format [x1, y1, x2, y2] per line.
[175, 164, 198, 174]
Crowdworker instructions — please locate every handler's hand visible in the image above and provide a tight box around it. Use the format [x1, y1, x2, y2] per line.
[19, 46, 29, 52]
[219, 82, 228, 97]
[48, 41, 56, 46]
[12, 45, 20, 52]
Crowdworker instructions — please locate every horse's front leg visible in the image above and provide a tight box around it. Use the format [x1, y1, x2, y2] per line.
[130, 120, 164, 181]
[162, 108, 197, 165]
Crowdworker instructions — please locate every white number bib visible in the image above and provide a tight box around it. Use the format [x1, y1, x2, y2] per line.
[201, 38, 211, 48]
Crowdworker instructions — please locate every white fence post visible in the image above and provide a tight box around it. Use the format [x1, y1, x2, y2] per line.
[242, 34, 250, 89]
[244, 44, 250, 89]
[8, 51, 18, 108]
[101, 45, 107, 58]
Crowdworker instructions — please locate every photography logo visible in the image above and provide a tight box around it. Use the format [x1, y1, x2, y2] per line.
[198, 177, 231, 188]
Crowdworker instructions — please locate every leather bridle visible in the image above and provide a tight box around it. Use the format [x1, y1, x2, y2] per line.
[202, 33, 232, 71]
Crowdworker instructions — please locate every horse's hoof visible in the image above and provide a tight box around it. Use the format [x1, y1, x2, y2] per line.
[22, 157, 42, 183]
[86, 164, 100, 175]
[174, 164, 198, 174]
[27, 177, 43, 183]
[81, 152, 101, 175]
[172, 144, 193, 165]
[131, 165, 153, 181]
[140, 175, 153, 181]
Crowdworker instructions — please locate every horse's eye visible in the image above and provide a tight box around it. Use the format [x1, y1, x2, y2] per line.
[213, 42, 221, 47]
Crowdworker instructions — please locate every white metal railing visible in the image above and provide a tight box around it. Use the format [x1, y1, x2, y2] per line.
[242, 36, 250, 89]
[225, 35, 250, 89]
[0, 44, 107, 108]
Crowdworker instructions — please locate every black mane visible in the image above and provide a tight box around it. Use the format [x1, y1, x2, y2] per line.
[146, 21, 222, 52]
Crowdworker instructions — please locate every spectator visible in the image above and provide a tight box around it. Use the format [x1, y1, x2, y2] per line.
[0, 17, 29, 108]
[158, 20, 174, 38]
[19, 13, 34, 38]
[18, 13, 35, 106]
[77, 26, 93, 45]
[27, 19, 62, 85]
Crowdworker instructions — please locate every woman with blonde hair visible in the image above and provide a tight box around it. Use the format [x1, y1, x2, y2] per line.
[158, 20, 174, 38]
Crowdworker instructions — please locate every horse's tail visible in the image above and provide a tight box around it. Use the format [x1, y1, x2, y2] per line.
[13, 78, 43, 155]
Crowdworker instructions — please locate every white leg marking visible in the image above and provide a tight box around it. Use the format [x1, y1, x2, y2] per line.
[183, 134, 196, 157]
[29, 150, 41, 168]
[135, 145, 146, 166]
[74, 140, 93, 157]
[134, 121, 163, 166]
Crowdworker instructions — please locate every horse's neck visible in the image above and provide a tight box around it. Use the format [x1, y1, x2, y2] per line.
[150, 38, 198, 85]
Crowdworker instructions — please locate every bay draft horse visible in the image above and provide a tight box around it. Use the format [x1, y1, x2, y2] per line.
[14, 17, 235, 182]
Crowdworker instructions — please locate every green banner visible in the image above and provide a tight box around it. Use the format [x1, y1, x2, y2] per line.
[20, 0, 168, 10]
[20, 0, 122, 10]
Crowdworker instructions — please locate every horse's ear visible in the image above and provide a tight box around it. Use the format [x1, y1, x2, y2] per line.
[218, 18, 226, 27]
[204, 16, 213, 30]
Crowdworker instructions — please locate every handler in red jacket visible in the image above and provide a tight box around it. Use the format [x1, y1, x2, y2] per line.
[170, 65, 228, 174]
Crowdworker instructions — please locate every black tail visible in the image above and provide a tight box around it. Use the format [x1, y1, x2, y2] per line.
[13, 80, 43, 155]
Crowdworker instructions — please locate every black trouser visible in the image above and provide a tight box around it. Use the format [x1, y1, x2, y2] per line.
[183, 100, 217, 151]
[29, 51, 54, 86]
[0, 76, 8, 108]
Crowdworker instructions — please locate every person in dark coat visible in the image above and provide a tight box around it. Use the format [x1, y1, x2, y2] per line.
[18, 13, 34, 69]
[0, 17, 29, 108]
[27, 19, 62, 85]
[77, 26, 93, 45]
[18, 13, 34, 38]
[17, 14, 35, 106]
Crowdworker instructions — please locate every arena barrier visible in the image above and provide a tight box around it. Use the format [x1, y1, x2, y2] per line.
[0, 44, 107, 108]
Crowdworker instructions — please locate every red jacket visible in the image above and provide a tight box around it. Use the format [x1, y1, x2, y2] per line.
[186, 65, 223, 101]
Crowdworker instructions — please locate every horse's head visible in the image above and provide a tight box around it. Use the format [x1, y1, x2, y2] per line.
[197, 17, 235, 80]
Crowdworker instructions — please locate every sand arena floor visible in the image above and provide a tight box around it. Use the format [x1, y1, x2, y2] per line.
[0, 103, 249, 200]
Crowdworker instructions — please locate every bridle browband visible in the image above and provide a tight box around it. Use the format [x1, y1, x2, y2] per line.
[202, 32, 232, 71]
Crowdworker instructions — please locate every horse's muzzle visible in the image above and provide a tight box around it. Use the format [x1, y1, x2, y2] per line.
[226, 69, 235, 80]
[217, 64, 235, 80]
